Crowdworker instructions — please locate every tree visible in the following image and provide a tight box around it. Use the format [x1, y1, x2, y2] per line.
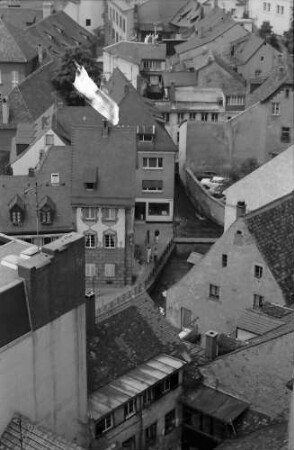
[283, 22, 294, 54]
[258, 21, 280, 50]
[52, 46, 101, 106]
[229, 158, 260, 183]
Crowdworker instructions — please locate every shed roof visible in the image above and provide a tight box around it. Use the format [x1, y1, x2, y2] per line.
[0, 18, 37, 63]
[237, 310, 285, 336]
[104, 41, 166, 65]
[89, 354, 186, 420]
[182, 385, 249, 423]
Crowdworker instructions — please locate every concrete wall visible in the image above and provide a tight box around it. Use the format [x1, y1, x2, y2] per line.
[166, 218, 285, 336]
[224, 144, 294, 230]
[201, 330, 294, 419]
[11, 130, 64, 175]
[184, 168, 225, 226]
[103, 52, 139, 88]
[0, 304, 88, 445]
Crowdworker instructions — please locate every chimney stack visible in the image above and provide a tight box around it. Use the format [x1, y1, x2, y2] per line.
[43, 1, 53, 18]
[2, 97, 9, 125]
[236, 201, 246, 218]
[205, 330, 218, 360]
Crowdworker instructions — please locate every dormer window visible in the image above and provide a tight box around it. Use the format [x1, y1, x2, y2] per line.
[137, 125, 155, 143]
[83, 167, 97, 190]
[9, 195, 25, 226]
[39, 196, 55, 225]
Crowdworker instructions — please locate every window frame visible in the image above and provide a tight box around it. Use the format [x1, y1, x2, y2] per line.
[85, 233, 96, 249]
[281, 127, 290, 143]
[271, 102, 280, 115]
[95, 414, 113, 437]
[142, 180, 163, 192]
[254, 264, 263, 279]
[201, 112, 208, 122]
[253, 294, 264, 309]
[222, 254, 228, 267]
[40, 208, 53, 225]
[11, 209, 23, 226]
[209, 284, 220, 300]
[124, 399, 136, 419]
[145, 422, 157, 446]
[103, 230, 117, 249]
[164, 409, 176, 435]
[83, 207, 97, 221]
[143, 157, 163, 169]
[85, 263, 96, 277]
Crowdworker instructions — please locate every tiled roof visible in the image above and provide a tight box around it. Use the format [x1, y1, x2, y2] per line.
[0, 146, 74, 234]
[106, 68, 177, 153]
[247, 60, 294, 106]
[8, 59, 57, 123]
[71, 125, 137, 206]
[237, 309, 285, 335]
[170, 0, 202, 28]
[25, 11, 95, 56]
[0, 18, 37, 62]
[137, 0, 187, 27]
[0, 415, 86, 450]
[54, 106, 104, 143]
[87, 292, 185, 392]
[104, 41, 166, 65]
[176, 17, 237, 54]
[0, 7, 42, 29]
[233, 34, 265, 64]
[162, 71, 198, 87]
[216, 422, 288, 450]
[194, 7, 229, 34]
[245, 192, 294, 305]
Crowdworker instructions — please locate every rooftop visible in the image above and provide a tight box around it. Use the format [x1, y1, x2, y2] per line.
[0, 414, 86, 450]
[232, 34, 267, 65]
[162, 70, 198, 87]
[244, 191, 294, 305]
[170, 0, 202, 29]
[0, 7, 42, 29]
[0, 18, 37, 62]
[237, 309, 286, 336]
[104, 41, 167, 65]
[87, 291, 185, 392]
[89, 354, 186, 421]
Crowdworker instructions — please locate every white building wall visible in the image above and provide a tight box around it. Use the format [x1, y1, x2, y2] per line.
[63, 0, 105, 32]
[76, 207, 126, 246]
[224, 144, 294, 230]
[0, 305, 88, 445]
[103, 52, 139, 87]
[11, 131, 64, 176]
[248, 0, 292, 34]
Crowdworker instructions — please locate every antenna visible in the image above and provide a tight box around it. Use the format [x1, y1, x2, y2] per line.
[24, 181, 41, 249]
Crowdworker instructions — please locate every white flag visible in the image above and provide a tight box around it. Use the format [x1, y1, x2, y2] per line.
[73, 64, 119, 126]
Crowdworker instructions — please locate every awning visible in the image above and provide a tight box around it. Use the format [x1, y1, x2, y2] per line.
[182, 386, 249, 424]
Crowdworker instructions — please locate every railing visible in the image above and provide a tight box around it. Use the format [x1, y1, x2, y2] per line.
[95, 238, 175, 323]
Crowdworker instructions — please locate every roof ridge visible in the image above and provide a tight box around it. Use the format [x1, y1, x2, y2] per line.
[244, 190, 294, 221]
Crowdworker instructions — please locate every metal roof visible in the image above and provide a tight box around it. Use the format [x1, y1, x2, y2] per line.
[182, 386, 249, 424]
[237, 310, 284, 336]
[89, 354, 186, 421]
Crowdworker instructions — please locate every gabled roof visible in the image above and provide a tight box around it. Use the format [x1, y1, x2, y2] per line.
[0, 7, 42, 29]
[87, 291, 185, 392]
[0, 414, 86, 450]
[71, 125, 137, 206]
[247, 60, 294, 106]
[175, 18, 242, 54]
[233, 33, 267, 64]
[107, 68, 177, 153]
[0, 146, 73, 234]
[244, 192, 294, 305]
[25, 11, 95, 56]
[162, 70, 198, 87]
[8, 59, 57, 123]
[137, 0, 188, 27]
[170, 0, 203, 28]
[194, 6, 229, 34]
[104, 41, 166, 65]
[0, 18, 37, 62]
[54, 106, 104, 143]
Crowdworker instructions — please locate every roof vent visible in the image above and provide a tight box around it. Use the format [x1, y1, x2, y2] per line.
[205, 330, 218, 360]
[20, 245, 39, 259]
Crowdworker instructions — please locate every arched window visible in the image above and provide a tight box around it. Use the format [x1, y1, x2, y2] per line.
[103, 230, 117, 248]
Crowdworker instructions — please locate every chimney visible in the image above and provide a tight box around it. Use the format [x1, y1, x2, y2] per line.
[2, 97, 9, 125]
[236, 200, 246, 218]
[102, 119, 109, 137]
[205, 330, 218, 360]
[43, 1, 53, 18]
[37, 44, 43, 64]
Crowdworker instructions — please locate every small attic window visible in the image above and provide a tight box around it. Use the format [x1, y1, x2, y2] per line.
[137, 125, 155, 142]
[9, 195, 25, 226]
[39, 196, 55, 225]
[51, 173, 60, 185]
[83, 167, 97, 190]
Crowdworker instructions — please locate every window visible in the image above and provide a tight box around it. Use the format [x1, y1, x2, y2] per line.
[164, 112, 170, 123]
[86, 263, 96, 277]
[122, 18, 126, 32]
[189, 112, 196, 120]
[104, 263, 115, 277]
[181, 307, 192, 328]
[177, 113, 184, 124]
[272, 102, 280, 115]
[253, 294, 264, 309]
[143, 157, 163, 169]
[177, 131, 180, 143]
[124, 399, 136, 419]
[162, 377, 171, 393]
[222, 254, 228, 267]
[85, 233, 96, 248]
[143, 388, 153, 407]
[0, 69, 2, 84]
[40, 210, 52, 225]
[142, 180, 163, 192]
[104, 231, 116, 248]
[267, 2, 271, 10]
[165, 409, 176, 435]
[85, 18, 91, 26]
[201, 112, 208, 122]
[11, 210, 22, 225]
[145, 422, 157, 446]
[102, 208, 117, 221]
[226, 95, 245, 105]
[254, 264, 263, 279]
[142, 60, 162, 70]
[83, 207, 96, 220]
[211, 113, 219, 122]
[138, 133, 153, 142]
[285, 89, 290, 98]
[281, 127, 290, 142]
[95, 414, 113, 437]
[122, 436, 136, 450]
[51, 173, 60, 185]
[45, 134, 54, 145]
[209, 284, 220, 300]
[11, 70, 19, 87]
[148, 202, 170, 216]
[263, 2, 267, 10]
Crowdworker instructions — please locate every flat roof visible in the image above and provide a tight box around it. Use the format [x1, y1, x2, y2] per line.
[89, 354, 186, 420]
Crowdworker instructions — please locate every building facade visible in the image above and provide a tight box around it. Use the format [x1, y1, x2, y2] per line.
[248, 0, 293, 34]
